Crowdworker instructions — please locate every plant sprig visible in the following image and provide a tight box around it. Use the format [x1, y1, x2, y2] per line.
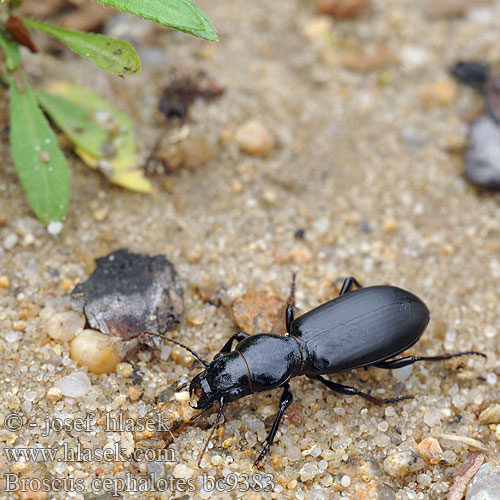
[0, 0, 217, 226]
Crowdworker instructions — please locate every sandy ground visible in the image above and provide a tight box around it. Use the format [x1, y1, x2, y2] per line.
[1, 0, 500, 498]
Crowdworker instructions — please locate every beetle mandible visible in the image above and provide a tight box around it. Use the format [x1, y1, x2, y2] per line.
[169, 276, 486, 466]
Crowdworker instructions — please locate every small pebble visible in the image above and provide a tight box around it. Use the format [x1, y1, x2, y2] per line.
[92, 208, 109, 222]
[5, 330, 21, 342]
[11, 458, 30, 473]
[55, 371, 91, 398]
[464, 115, 500, 189]
[70, 329, 123, 374]
[301, 17, 333, 43]
[0, 275, 9, 287]
[223, 437, 235, 449]
[417, 437, 443, 465]
[315, 0, 367, 19]
[424, 408, 442, 427]
[6, 395, 20, 410]
[175, 391, 190, 402]
[288, 445, 301, 461]
[392, 364, 412, 381]
[171, 347, 194, 368]
[116, 362, 133, 378]
[400, 46, 430, 69]
[383, 218, 397, 233]
[60, 278, 73, 292]
[157, 133, 218, 172]
[484, 326, 496, 339]
[235, 120, 273, 156]
[384, 450, 424, 477]
[173, 463, 195, 480]
[290, 246, 312, 264]
[299, 462, 321, 481]
[128, 387, 142, 402]
[262, 189, 277, 206]
[421, 79, 457, 107]
[341, 475, 351, 487]
[47, 387, 62, 403]
[479, 405, 500, 425]
[3, 232, 19, 250]
[47, 221, 63, 236]
[417, 473, 432, 487]
[45, 311, 85, 342]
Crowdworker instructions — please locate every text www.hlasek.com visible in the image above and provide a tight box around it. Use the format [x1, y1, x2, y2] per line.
[4, 442, 176, 463]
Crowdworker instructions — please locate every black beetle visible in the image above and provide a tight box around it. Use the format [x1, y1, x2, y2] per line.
[162, 277, 485, 466]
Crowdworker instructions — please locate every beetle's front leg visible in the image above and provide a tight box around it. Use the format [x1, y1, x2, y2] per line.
[310, 375, 413, 405]
[339, 277, 363, 295]
[254, 383, 293, 467]
[219, 332, 250, 353]
[374, 351, 486, 370]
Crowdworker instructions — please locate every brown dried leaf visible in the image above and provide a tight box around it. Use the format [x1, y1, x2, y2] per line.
[7, 16, 38, 53]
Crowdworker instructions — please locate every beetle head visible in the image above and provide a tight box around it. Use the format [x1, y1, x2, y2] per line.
[190, 351, 253, 411]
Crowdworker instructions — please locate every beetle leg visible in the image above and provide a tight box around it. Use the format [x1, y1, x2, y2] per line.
[198, 396, 224, 467]
[286, 272, 297, 332]
[374, 351, 487, 370]
[219, 332, 250, 353]
[286, 304, 294, 332]
[254, 383, 293, 467]
[310, 375, 413, 405]
[339, 277, 363, 295]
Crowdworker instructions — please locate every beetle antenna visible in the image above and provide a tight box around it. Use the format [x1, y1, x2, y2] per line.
[143, 332, 210, 367]
[197, 397, 224, 468]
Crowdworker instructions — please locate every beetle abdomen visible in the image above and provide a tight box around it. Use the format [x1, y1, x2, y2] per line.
[290, 286, 430, 374]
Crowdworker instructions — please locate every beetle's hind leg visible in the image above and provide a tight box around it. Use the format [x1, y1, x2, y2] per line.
[310, 375, 413, 405]
[254, 383, 293, 467]
[286, 272, 297, 332]
[374, 351, 486, 370]
[339, 277, 363, 295]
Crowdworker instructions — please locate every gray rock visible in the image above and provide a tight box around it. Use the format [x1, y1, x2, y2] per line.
[72, 249, 184, 341]
[466, 463, 500, 500]
[465, 114, 500, 189]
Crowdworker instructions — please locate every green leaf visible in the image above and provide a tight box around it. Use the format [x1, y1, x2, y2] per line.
[35, 90, 109, 158]
[0, 30, 21, 70]
[37, 82, 152, 193]
[22, 18, 141, 76]
[97, 0, 218, 42]
[9, 73, 70, 224]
